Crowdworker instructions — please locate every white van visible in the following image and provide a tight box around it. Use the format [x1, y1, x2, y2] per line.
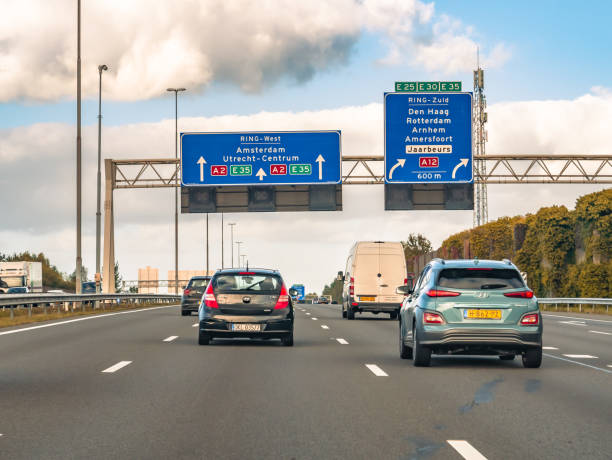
[340, 241, 407, 320]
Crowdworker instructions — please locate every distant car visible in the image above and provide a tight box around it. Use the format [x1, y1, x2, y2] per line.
[398, 259, 542, 368]
[7, 287, 29, 294]
[318, 296, 329, 304]
[198, 269, 294, 346]
[181, 276, 211, 316]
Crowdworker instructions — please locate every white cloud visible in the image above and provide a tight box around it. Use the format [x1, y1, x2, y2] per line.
[2, 90, 611, 291]
[0, 0, 508, 102]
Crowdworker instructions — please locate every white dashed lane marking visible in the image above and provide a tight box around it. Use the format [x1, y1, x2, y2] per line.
[102, 361, 132, 373]
[589, 330, 612, 336]
[321, 325, 329, 330]
[365, 364, 388, 376]
[542, 346, 559, 350]
[312, 317, 318, 321]
[306, 313, 311, 316]
[163, 336, 178, 342]
[447, 440, 488, 460]
[336, 338, 349, 345]
[607, 365, 612, 368]
[192, 323, 198, 327]
[563, 354, 598, 359]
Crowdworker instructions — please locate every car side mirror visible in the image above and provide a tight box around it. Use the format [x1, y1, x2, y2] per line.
[396, 285, 413, 295]
[337, 271, 344, 282]
[181, 285, 186, 290]
[289, 288, 298, 297]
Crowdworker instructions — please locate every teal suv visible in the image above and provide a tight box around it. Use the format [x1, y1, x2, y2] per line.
[398, 259, 542, 368]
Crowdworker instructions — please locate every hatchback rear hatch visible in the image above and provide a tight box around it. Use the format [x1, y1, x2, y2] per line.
[185, 277, 210, 301]
[433, 267, 533, 325]
[212, 273, 282, 315]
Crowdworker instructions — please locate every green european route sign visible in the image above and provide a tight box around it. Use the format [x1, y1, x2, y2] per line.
[289, 164, 312, 175]
[230, 165, 252, 176]
[394, 81, 462, 92]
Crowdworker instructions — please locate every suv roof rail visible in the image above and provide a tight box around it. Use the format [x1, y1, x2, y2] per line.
[432, 258, 445, 264]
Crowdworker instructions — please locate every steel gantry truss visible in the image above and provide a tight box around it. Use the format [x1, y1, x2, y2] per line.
[102, 155, 612, 291]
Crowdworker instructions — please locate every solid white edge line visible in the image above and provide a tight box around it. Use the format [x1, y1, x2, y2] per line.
[542, 346, 559, 350]
[543, 353, 612, 374]
[102, 361, 132, 373]
[447, 440, 487, 460]
[562, 354, 597, 359]
[589, 330, 612, 335]
[321, 325, 329, 329]
[336, 338, 349, 345]
[163, 336, 178, 342]
[365, 364, 388, 376]
[0, 305, 177, 336]
[542, 313, 612, 324]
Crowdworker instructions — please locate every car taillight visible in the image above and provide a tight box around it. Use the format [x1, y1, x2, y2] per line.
[351, 302, 359, 307]
[520, 313, 539, 325]
[426, 289, 461, 297]
[404, 278, 408, 285]
[349, 277, 354, 295]
[504, 290, 534, 299]
[204, 283, 218, 308]
[274, 284, 289, 309]
[183, 289, 190, 296]
[423, 312, 445, 324]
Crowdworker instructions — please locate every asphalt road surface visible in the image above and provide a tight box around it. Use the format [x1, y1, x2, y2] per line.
[1, 304, 611, 459]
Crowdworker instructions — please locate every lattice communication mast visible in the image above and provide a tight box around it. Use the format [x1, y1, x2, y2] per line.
[473, 65, 488, 227]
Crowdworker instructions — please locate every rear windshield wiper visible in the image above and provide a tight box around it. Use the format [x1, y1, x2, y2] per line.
[480, 283, 508, 289]
[244, 280, 265, 290]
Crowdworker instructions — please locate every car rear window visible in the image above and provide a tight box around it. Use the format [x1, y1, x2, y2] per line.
[212, 274, 281, 293]
[187, 278, 209, 289]
[437, 268, 524, 290]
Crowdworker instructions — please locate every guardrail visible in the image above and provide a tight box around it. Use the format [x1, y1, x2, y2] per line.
[539, 297, 611, 313]
[0, 293, 181, 320]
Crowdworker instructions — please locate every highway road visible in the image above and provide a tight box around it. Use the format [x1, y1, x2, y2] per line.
[1, 304, 611, 459]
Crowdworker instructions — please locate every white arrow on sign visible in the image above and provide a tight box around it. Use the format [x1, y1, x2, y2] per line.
[197, 156, 207, 182]
[315, 154, 325, 180]
[452, 158, 469, 179]
[256, 168, 267, 181]
[388, 159, 406, 180]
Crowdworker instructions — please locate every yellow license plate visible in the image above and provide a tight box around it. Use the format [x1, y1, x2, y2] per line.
[464, 309, 502, 320]
[360, 296, 375, 302]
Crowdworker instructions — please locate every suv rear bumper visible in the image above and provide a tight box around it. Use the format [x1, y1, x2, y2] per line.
[411, 327, 542, 352]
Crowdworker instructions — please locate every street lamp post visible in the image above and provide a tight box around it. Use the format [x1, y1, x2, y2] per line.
[241, 254, 247, 267]
[95, 64, 108, 294]
[236, 241, 243, 267]
[221, 213, 224, 269]
[166, 87, 186, 294]
[228, 223, 236, 268]
[75, 0, 82, 295]
[205, 214, 209, 275]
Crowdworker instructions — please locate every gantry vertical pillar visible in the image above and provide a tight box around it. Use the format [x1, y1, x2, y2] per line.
[102, 159, 115, 293]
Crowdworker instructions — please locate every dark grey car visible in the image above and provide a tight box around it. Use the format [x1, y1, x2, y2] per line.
[181, 276, 211, 316]
[198, 269, 294, 346]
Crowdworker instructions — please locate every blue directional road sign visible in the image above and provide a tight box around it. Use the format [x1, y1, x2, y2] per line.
[384, 92, 473, 183]
[181, 131, 341, 186]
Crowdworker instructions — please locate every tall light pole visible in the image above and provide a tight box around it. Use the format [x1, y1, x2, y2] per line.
[241, 254, 247, 267]
[166, 87, 186, 293]
[228, 223, 236, 268]
[95, 64, 108, 294]
[221, 213, 224, 269]
[205, 213, 209, 275]
[75, 0, 82, 294]
[236, 241, 242, 267]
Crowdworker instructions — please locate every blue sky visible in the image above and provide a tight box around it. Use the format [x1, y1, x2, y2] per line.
[1, 1, 611, 131]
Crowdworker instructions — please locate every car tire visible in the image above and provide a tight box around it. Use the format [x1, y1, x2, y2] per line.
[412, 325, 431, 367]
[198, 332, 210, 345]
[399, 320, 413, 359]
[181, 310, 190, 316]
[389, 311, 398, 320]
[499, 354, 515, 361]
[342, 305, 347, 319]
[347, 306, 355, 320]
[522, 347, 542, 368]
[282, 331, 294, 347]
